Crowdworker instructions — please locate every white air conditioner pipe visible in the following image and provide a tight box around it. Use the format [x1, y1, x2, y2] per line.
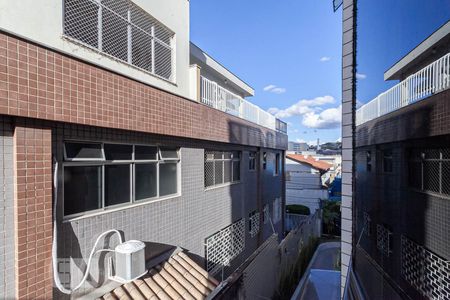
[52, 159, 124, 294]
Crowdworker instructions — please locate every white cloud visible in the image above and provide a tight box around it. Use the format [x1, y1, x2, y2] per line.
[296, 139, 306, 143]
[336, 137, 342, 143]
[268, 95, 335, 118]
[263, 84, 276, 91]
[356, 73, 367, 79]
[263, 84, 286, 94]
[320, 56, 331, 62]
[302, 105, 342, 129]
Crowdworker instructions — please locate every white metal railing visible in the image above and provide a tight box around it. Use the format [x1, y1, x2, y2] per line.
[356, 52, 450, 126]
[200, 76, 286, 132]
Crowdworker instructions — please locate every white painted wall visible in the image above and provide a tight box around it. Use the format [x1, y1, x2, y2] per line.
[286, 161, 328, 213]
[0, 0, 191, 99]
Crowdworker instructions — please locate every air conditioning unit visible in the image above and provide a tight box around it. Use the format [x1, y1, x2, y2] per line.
[114, 240, 146, 282]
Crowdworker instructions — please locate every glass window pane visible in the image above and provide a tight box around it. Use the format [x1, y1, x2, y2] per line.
[215, 161, 224, 185]
[159, 147, 179, 160]
[233, 161, 241, 182]
[160, 163, 178, 196]
[105, 164, 131, 206]
[135, 163, 157, 200]
[224, 160, 232, 183]
[135, 146, 157, 160]
[232, 151, 240, 160]
[223, 152, 232, 159]
[104, 144, 132, 160]
[64, 166, 102, 215]
[214, 151, 223, 159]
[65, 142, 103, 160]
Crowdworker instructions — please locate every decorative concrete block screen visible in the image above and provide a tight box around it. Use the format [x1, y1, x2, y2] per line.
[64, 0, 174, 81]
[376, 224, 392, 257]
[401, 236, 450, 299]
[249, 212, 260, 238]
[205, 219, 245, 275]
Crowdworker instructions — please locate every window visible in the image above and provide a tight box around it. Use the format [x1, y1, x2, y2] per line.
[263, 205, 269, 224]
[409, 148, 450, 196]
[204, 150, 241, 188]
[62, 142, 180, 217]
[366, 151, 372, 172]
[249, 211, 260, 237]
[272, 198, 282, 224]
[63, 0, 175, 81]
[383, 150, 393, 173]
[274, 153, 281, 175]
[263, 152, 267, 170]
[249, 152, 256, 171]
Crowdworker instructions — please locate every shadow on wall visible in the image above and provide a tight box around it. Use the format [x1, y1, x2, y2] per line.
[354, 105, 435, 299]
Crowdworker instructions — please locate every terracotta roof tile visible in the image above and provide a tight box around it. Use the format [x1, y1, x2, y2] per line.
[99, 250, 218, 300]
[286, 154, 332, 172]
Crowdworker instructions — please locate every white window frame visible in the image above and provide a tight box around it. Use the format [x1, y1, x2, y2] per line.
[62, 141, 180, 219]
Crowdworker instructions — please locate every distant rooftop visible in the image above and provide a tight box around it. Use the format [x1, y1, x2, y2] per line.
[286, 154, 332, 172]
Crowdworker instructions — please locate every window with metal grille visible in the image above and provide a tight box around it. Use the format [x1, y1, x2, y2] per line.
[274, 153, 281, 175]
[366, 151, 372, 172]
[263, 204, 269, 224]
[272, 198, 282, 224]
[248, 211, 260, 237]
[249, 151, 256, 171]
[205, 219, 245, 275]
[204, 150, 241, 188]
[409, 148, 450, 197]
[63, 142, 179, 217]
[63, 0, 175, 81]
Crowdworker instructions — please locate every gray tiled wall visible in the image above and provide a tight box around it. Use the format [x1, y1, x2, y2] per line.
[52, 123, 283, 298]
[0, 118, 15, 299]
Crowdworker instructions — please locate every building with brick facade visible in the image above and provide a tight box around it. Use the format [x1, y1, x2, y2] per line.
[339, 1, 450, 299]
[0, 0, 288, 298]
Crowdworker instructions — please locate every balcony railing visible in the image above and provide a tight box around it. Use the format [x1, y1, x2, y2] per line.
[356, 52, 450, 126]
[200, 76, 287, 133]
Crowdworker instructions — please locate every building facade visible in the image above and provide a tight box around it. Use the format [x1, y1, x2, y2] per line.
[0, 0, 288, 299]
[341, 0, 450, 299]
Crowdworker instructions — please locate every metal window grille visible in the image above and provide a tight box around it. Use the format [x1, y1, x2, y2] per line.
[63, 0, 175, 82]
[204, 150, 241, 188]
[249, 152, 256, 171]
[401, 235, 450, 299]
[363, 212, 371, 237]
[376, 224, 392, 257]
[205, 219, 245, 275]
[249, 211, 260, 238]
[409, 148, 450, 197]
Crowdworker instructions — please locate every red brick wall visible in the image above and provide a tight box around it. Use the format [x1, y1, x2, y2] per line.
[14, 122, 53, 299]
[0, 32, 287, 150]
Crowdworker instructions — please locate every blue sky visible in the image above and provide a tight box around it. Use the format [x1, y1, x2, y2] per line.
[190, 0, 342, 145]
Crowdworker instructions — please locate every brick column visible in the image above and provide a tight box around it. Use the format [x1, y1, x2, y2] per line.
[14, 124, 53, 299]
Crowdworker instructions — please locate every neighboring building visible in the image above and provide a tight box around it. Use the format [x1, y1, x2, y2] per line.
[0, 1, 288, 299]
[339, 1, 450, 299]
[286, 154, 331, 214]
[288, 141, 309, 152]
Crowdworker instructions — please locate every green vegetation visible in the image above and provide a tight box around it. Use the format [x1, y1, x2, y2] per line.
[286, 204, 310, 216]
[322, 200, 341, 236]
[273, 237, 319, 300]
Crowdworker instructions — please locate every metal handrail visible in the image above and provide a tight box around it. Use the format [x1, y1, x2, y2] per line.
[200, 76, 287, 133]
[356, 52, 450, 126]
